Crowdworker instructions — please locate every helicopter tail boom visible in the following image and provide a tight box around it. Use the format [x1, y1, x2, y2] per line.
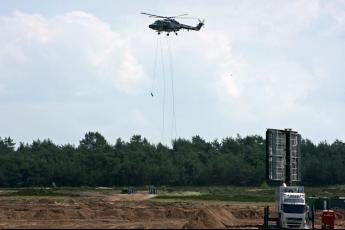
[180, 20, 204, 31]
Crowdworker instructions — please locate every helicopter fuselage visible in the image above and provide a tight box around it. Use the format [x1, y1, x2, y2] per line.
[149, 19, 181, 32]
[148, 19, 203, 35]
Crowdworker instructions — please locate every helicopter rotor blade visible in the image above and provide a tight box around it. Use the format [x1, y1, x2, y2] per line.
[168, 13, 189, 18]
[140, 12, 169, 19]
[177, 16, 199, 20]
[141, 12, 189, 19]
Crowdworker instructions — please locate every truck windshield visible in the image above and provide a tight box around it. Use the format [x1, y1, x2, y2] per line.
[283, 204, 305, 214]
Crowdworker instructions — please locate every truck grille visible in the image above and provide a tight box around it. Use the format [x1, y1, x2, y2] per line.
[287, 218, 303, 228]
[287, 218, 302, 222]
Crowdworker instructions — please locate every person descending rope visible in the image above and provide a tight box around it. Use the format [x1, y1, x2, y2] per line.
[150, 36, 159, 98]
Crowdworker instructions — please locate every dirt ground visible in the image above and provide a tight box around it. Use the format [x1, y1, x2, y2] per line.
[0, 191, 344, 229]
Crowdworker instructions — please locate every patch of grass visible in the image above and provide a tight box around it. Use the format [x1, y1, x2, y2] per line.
[155, 193, 275, 202]
[305, 187, 345, 198]
[154, 186, 345, 203]
[0, 188, 79, 197]
[154, 186, 276, 202]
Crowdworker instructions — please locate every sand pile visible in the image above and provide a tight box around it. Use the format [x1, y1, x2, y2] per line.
[183, 207, 235, 229]
[226, 205, 263, 219]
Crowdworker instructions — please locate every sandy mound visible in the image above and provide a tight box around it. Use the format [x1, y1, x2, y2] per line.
[226, 205, 264, 220]
[183, 207, 235, 229]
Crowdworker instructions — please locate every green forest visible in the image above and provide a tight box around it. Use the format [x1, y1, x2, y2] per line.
[0, 132, 344, 187]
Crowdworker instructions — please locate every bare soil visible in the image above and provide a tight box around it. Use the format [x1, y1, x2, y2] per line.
[0, 191, 344, 229]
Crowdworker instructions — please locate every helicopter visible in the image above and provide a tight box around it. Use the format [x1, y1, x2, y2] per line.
[141, 12, 204, 36]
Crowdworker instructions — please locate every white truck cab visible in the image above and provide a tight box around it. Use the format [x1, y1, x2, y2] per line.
[277, 185, 307, 229]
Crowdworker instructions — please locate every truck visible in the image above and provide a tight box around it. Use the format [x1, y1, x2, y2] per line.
[276, 184, 308, 229]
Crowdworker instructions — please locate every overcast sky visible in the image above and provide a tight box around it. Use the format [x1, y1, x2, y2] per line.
[0, 0, 344, 146]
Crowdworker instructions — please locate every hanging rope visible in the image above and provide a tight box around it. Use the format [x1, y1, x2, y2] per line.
[166, 36, 178, 141]
[159, 36, 166, 143]
[150, 35, 178, 144]
[150, 35, 159, 97]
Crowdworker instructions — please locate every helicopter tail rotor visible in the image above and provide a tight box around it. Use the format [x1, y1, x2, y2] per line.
[195, 19, 205, 30]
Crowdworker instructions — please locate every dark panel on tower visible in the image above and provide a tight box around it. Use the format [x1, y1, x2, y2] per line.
[297, 134, 301, 181]
[266, 129, 301, 184]
[266, 131, 269, 181]
[266, 129, 286, 182]
[286, 130, 291, 184]
[288, 130, 301, 183]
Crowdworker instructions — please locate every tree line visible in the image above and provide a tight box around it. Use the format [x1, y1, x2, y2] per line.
[0, 132, 344, 187]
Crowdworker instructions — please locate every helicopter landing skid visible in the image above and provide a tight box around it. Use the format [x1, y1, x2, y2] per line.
[156, 32, 178, 36]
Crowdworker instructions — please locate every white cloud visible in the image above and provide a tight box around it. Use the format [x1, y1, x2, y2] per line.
[191, 31, 241, 98]
[198, 30, 324, 122]
[0, 11, 148, 95]
[0, 84, 5, 94]
[129, 110, 149, 127]
[253, 0, 320, 36]
[323, 0, 345, 34]
[185, 1, 326, 123]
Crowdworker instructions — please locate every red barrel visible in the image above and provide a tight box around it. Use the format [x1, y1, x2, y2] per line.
[322, 210, 335, 229]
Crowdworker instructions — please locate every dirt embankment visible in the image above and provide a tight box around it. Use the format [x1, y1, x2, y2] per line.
[0, 198, 264, 229]
[0, 193, 344, 229]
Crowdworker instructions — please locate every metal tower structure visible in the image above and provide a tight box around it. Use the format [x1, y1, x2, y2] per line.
[266, 129, 301, 185]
